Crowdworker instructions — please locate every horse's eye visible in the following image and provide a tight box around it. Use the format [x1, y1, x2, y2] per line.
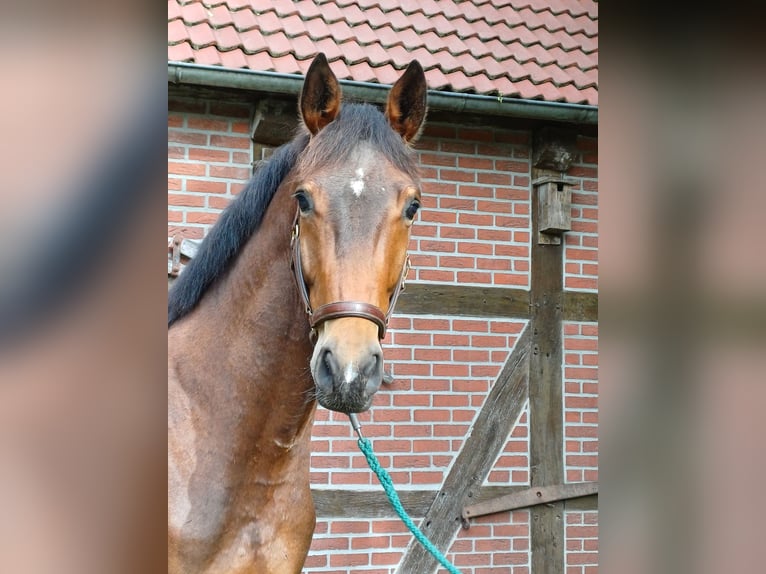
[405, 199, 421, 220]
[293, 190, 312, 214]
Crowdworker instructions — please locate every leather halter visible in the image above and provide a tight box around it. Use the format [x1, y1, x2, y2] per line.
[290, 210, 410, 342]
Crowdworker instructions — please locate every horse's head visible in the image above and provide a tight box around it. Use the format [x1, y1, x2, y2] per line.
[291, 54, 427, 414]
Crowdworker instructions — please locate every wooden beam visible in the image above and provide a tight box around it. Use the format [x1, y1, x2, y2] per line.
[394, 325, 531, 574]
[396, 283, 531, 318]
[312, 485, 526, 519]
[396, 283, 597, 322]
[563, 290, 598, 322]
[462, 482, 598, 520]
[529, 161, 566, 573]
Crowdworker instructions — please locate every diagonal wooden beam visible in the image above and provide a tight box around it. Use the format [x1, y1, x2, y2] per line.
[394, 324, 531, 574]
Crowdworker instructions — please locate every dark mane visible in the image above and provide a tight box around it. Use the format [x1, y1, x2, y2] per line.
[168, 103, 418, 328]
[168, 133, 309, 327]
[298, 103, 420, 182]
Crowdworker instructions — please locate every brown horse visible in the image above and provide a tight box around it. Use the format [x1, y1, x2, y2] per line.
[168, 54, 427, 573]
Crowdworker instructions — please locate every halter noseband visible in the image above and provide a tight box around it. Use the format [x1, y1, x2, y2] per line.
[290, 210, 410, 342]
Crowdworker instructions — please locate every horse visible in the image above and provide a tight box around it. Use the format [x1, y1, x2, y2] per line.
[168, 53, 427, 573]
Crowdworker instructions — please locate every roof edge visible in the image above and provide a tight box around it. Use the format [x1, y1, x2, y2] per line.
[168, 62, 598, 125]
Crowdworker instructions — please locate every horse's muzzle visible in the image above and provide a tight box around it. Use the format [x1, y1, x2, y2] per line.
[310, 336, 383, 414]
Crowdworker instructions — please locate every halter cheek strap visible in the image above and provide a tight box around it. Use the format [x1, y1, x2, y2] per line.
[290, 210, 410, 342]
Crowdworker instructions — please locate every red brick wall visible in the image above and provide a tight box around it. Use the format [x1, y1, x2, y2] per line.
[168, 91, 598, 573]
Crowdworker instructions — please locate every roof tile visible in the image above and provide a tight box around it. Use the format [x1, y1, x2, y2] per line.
[229, 7, 256, 31]
[327, 20, 354, 43]
[292, 0, 321, 19]
[168, 18, 190, 44]
[290, 33, 317, 60]
[188, 22, 216, 48]
[168, 0, 598, 105]
[255, 10, 282, 34]
[265, 31, 292, 57]
[239, 28, 266, 53]
[180, 2, 208, 25]
[209, 4, 234, 28]
[219, 48, 248, 68]
[303, 16, 332, 41]
[245, 50, 274, 71]
[168, 1, 182, 21]
[271, 0, 300, 17]
[168, 41, 195, 62]
[351, 21, 378, 45]
[213, 25, 241, 51]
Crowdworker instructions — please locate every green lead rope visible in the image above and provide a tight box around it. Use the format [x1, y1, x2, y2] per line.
[349, 414, 463, 574]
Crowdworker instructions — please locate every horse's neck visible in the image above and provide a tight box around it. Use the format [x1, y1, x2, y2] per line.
[171, 188, 316, 458]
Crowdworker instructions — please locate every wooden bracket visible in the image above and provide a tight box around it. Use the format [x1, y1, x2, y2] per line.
[461, 481, 598, 526]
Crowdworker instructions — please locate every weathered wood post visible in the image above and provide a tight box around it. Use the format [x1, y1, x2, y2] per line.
[529, 126, 577, 573]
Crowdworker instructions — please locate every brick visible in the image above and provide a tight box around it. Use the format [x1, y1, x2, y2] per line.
[476, 229, 511, 243]
[209, 165, 251, 180]
[566, 277, 598, 290]
[496, 216, 528, 228]
[168, 161, 205, 176]
[423, 181, 457, 195]
[414, 348, 450, 361]
[458, 242, 493, 255]
[167, 145, 185, 159]
[457, 271, 492, 283]
[187, 147, 230, 162]
[440, 169, 475, 183]
[168, 130, 207, 145]
[433, 394, 469, 407]
[168, 210, 183, 223]
[187, 117, 230, 131]
[433, 363, 469, 377]
[458, 184, 494, 197]
[210, 135, 250, 149]
[453, 349, 489, 362]
[495, 187, 528, 201]
[469, 335, 507, 349]
[459, 213, 494, 226]
[412, 318, 450, 331]
[477, 172, 512, 185]
[186, 179, 227, 194]
[477, 258, 511, 271]
[440, 255, 475, 268]
[168, 193, 204, 207]
[231, 120, 249, 134]
[419, 240, 456, 253]
[433, 333, 470, 346]
[421, 210, 458, 224]
[513, 175, 530, 186]
[458, 156, 494, 170]
[418, 269, 455, 282]
[208, 196, 231, 210]
[440, 140, 476, 154]
[168, 177, 182, 191]
[419, 152, 456, 167]
[168, 114, 183, 128]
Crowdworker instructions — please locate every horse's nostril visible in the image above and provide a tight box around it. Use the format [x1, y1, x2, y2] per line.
[316, 348, 339, 391]
[361, 352, 382, 379]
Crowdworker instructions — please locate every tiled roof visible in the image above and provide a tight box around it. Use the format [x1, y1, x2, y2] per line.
[168, 0, 598, 105]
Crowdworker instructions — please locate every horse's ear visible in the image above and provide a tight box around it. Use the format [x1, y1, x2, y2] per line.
[386, 61, 428, 143]
[300, 53, 341, 135]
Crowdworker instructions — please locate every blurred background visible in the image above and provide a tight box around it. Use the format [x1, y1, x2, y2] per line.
[0, 2, 762, 573]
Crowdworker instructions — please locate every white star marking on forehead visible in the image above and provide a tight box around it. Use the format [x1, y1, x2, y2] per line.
[350, 168, 365, 197]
